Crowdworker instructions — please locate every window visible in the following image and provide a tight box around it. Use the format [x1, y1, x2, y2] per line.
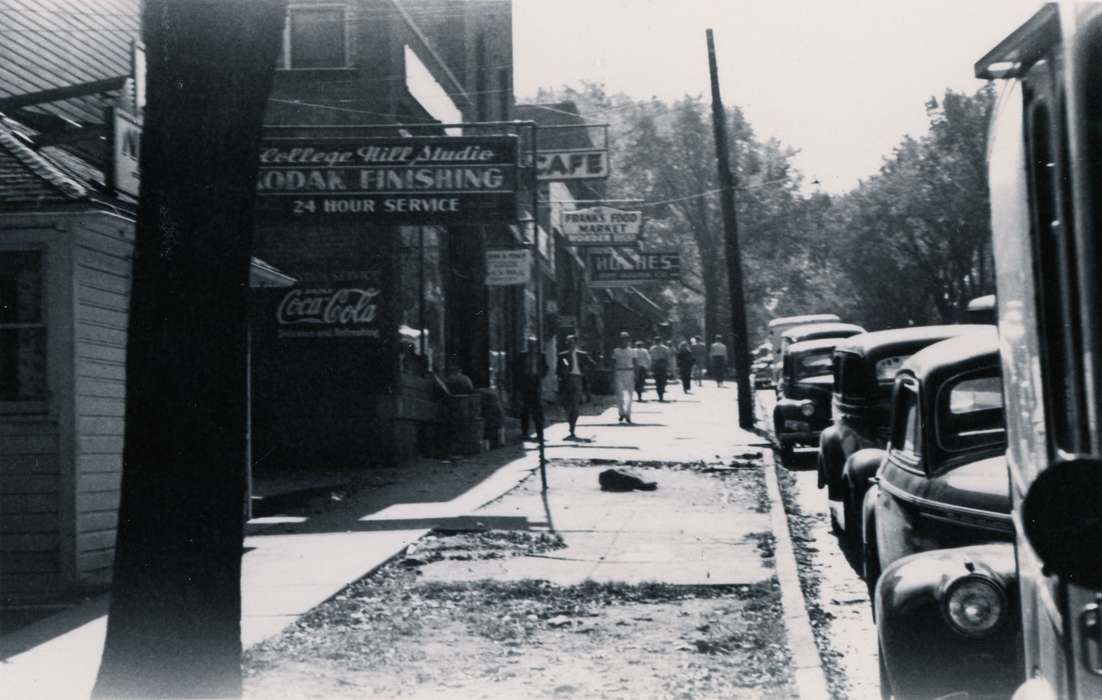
[796, 350, 833, 379]
[0, 251, 47, 409]
[285, 5, 348, 69]
[939, 373, 1006, 452]
[890, 381, 921, 456]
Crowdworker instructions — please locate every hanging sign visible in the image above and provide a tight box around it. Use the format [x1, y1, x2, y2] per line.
[561, 206, 642, 246]
[536, 148, 609, 180]
[256, 135, 519, 224]
[106, 107, 141, 198]
[589, 248, 681, 287]
[485, 248, 531, 286]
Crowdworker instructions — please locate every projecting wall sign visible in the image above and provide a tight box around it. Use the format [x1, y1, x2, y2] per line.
[561, 206, 642, 246]
[588, 248, 681, 287]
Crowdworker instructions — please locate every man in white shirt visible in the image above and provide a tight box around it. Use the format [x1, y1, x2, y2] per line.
[648, 337, 672, 401]
[709, 334, 729, 387]
[611, 332, 637, 423]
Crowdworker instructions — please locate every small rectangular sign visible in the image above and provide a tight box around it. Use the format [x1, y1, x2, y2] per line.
[256, 135, 519, 224]
[485, 248, 531, 286]
[536, 148, 609, 180]
[273, 270, 383, 341]
[589, 249, 681, 287]
[107, 107, 141, 198]
[561, 206, 642, 246]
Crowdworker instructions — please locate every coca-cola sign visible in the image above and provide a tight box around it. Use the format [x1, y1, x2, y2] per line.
[275, 286, 381, 340]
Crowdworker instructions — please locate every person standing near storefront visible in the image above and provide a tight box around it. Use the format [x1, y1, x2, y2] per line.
[514, 336, 547, 440]
[632, 340, 651, 401]
[690, 336, 707, 387]
[676, 340, 695, 394]
[556, 335, 594, 440]
[709, 334, 729, 387]
[611, 332, 637, 423]
[649, 336, 672, 402]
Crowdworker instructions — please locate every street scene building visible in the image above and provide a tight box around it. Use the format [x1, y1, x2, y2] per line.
[2, 3, 1100, 700]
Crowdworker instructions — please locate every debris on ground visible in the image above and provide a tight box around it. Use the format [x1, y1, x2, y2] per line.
[598, 468, 658, 492]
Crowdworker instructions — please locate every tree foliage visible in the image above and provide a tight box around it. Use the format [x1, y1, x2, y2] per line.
[530, 83, 995, 338]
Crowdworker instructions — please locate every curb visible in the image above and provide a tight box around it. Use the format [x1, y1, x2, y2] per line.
[763, 447, 830, 700]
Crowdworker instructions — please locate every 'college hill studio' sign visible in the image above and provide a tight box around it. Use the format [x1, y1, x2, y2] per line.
[256, 135, 519, 224]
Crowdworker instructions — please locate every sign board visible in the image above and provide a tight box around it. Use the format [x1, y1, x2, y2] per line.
[561, 206, 642, 246]
[106, 107, 141, 198]
[274, 270, 383, 341]
[256, 135, 519, 224]
[536, 148, 609, 180]
[485, 248, 531, 286]
[589, 248, 682, 287]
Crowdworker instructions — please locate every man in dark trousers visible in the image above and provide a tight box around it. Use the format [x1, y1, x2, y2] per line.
[556, 334, 595, 440]
[514, 335, 547, 441]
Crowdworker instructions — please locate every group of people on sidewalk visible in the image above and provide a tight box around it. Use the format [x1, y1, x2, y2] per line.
[513, 331, 730, 438]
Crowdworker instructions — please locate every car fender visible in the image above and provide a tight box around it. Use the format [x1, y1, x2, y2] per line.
[861, 483, 880, 579]
[875, 543, 1020, 699]
[817, 424, 843, 491]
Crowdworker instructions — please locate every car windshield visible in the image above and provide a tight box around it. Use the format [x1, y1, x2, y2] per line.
[939, 374, 1006, 452]
[796, 350, 833, 378]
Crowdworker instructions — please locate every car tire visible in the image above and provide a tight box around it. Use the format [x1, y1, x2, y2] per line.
[777, 440, 794, 465]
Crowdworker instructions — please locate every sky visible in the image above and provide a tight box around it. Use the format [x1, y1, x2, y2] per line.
[513, 0, 1044, 193]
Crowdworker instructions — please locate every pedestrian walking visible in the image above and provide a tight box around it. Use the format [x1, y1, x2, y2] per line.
[690, 336, 707, 387]
[649, 337, 672, 401]
[676, 341, 694, 393]
[709, 334, 728, 387]
[514, 336, 547, 440]
[612, 332, 637, 423]
[632, 340, 651, 401]
[556, 334, 595, 439]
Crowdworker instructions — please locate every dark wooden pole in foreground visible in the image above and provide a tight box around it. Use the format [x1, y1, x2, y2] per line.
[706, 29, 755, 430]
[93, 1, 286, 696]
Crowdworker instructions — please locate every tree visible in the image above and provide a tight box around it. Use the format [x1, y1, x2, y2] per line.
[93, 1, 287, 696]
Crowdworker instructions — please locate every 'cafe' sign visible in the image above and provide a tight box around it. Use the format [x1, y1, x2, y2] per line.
[256, 134, 519, 224]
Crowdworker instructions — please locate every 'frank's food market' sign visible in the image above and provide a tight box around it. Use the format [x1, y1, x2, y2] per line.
[256, 135, 518, 224]
[561, 206, 642, 246]
[588, 248, 681, 287]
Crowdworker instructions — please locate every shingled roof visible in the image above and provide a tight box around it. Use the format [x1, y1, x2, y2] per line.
[0, 117, 91, 206]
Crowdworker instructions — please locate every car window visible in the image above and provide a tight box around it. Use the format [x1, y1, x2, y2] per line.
[874, 355, 910, 384]
[891, 382, 921, 456]
[796, 350, 833, 378]
[939, 373, 1006, 452]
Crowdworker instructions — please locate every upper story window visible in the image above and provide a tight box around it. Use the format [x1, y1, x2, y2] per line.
[284, 5, 349, 69]
[0, 251, 47, 411]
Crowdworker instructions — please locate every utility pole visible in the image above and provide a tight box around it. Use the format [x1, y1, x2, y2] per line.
[706, 29, 754, 430]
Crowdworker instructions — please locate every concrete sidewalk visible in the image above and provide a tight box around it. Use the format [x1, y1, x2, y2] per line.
[0, 441, 548, 698]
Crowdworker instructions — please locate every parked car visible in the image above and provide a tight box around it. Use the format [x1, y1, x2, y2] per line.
[863, 328, 1010, 585]
[771, 338, 839, 462]
[817, 325, 984, 541]
[766, 314, 840, 385]
[775, 321, 865, 389]
[864, 328, 1018, 699]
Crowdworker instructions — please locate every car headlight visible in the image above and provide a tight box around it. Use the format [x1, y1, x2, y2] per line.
[800, 402, 816, 417]
[942, 575, 1005, 637]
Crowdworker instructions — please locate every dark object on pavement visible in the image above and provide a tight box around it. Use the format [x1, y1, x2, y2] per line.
[599, 468, 657, 492]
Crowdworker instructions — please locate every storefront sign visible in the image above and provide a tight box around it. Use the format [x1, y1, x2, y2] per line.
[485, 248, 531, 286]
[107, 107, 141, 198]
[589, 249, 681, 287]
[561, 206, 642, 246]
[274, 272, 383, 340]
[536, 148, 609, 180]
[256, 135, 519, 224]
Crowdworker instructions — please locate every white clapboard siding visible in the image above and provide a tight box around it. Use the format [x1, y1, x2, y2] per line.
[0, 420, 61, 593]
[72, 215, 133, 584]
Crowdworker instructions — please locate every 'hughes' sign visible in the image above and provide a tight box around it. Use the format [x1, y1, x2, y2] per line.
[589, 249, 681, 287]
[256, 135, 519, 224]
